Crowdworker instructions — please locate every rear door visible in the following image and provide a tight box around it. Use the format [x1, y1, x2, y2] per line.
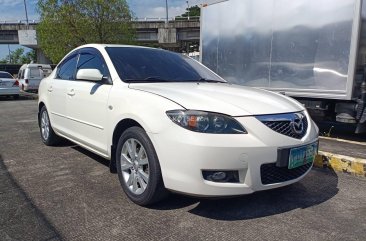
[27, 67, 43, 90]
[66, 48, 112, 155]
[48, 53, 78, 136]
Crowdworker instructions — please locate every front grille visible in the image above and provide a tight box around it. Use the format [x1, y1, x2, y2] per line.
[256, 112, 308, 139]
[260, 162, 312, 185]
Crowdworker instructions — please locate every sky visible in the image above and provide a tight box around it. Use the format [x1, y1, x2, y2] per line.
[0, 0, 215, 60]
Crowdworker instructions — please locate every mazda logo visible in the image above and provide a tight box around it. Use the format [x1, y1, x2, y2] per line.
[292, 113, 305, 135]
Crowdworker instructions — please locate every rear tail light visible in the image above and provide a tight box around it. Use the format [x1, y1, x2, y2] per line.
[25, 79, 29, 84]
[13, 80, 19, 87]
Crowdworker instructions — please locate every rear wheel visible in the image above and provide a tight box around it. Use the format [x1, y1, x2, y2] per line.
[116, 126, 168, 206]
[39, 106, 62, 146]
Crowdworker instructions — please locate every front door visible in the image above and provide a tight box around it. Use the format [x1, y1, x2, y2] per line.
[48, 54, 78, 136]
[66, 50, 112, 155]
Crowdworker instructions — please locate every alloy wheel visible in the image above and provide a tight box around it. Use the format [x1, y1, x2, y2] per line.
[120, 138, 149, 195]
[41, 111, 50, 140]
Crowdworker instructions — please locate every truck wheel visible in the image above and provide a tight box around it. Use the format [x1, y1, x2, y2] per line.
[116, 126, 168, 206]
[39, 106, 62, 146]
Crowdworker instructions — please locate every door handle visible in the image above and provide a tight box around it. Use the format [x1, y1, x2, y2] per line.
[48, 86, 53, 92]
[67, 89, 75, 96]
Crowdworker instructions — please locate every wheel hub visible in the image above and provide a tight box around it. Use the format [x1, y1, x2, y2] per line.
[133, 161, 139, 171]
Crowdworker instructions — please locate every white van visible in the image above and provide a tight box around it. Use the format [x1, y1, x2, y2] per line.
[18, 64, 53, 92]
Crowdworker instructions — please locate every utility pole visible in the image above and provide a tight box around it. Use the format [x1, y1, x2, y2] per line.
[23, 0, 29, 26]
[186, 1, 190, 20]
[165, 0, 169, 25]
[7, 44, 11, 63]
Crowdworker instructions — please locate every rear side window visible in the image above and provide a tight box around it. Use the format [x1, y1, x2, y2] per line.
[18, 69, 24, 79]
[57, 55, 78, 80]
[0, 72, 13, 78]
[77, 53, 108, 77]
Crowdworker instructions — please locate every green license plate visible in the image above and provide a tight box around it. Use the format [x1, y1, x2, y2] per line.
[288, 142, 318, 169]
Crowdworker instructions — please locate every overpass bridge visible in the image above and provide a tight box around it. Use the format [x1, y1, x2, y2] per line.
[0, 18, 200, 63]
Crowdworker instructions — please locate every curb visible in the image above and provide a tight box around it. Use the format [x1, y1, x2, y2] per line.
[314, 151, 366, 177]
[319, 136, 366, 146]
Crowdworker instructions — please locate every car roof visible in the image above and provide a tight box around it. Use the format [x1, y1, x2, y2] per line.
[75, 44, 156, 52]
[80, 43, 151, 48]
[20, 64, 52, 69]
[59, 44, 166, 68]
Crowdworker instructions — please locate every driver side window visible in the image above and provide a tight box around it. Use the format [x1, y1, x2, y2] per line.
[57, 55, 78, 80]
[77, 53, 109, 77]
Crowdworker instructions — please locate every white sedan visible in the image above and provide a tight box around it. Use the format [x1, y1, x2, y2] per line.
[38, 44, 319, 205]
[0, 71, 20, 99]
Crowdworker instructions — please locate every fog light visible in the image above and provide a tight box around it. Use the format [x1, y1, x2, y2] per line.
[212, 171, 226, 181]
[202, 170, 240, 183]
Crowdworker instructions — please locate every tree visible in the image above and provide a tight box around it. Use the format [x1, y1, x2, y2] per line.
[37, 0, 135, 63]
[0, 48, 36, 64]
[180, 5, 200, 18]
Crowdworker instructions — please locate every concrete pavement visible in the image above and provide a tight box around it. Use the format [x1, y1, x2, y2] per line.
[0, 99, 365, 241]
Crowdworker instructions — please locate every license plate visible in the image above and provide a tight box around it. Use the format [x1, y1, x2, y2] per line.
[288, 142, 318, 169]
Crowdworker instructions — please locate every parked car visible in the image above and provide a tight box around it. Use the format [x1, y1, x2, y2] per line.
[18, 63, 52, 92]
[38, 44, 319, 205]
[0, 71, 20, 99]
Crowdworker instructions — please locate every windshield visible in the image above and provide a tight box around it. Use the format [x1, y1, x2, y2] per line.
[105, 47, 225, 83]
[0, 72, 13, 79]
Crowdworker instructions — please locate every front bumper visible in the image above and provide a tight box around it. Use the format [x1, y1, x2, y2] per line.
[149, 113, 319, 197]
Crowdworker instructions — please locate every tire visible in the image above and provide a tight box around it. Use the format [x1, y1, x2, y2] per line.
[39, 106, 62, 146]
[13, 95, 19, 100]
[116, 126, 168, 206]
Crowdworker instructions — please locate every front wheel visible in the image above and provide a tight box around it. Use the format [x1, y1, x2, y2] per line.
[116, 126, 168, 206]
[39, 106, 62, 146]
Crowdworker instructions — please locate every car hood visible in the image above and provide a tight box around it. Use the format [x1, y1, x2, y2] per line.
[128, 82, 304, 116]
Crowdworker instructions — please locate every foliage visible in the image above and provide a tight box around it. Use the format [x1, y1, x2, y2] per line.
[0, 48, 36, 64]
[37, 0, 135, 63]
[180, 5, 200, 18]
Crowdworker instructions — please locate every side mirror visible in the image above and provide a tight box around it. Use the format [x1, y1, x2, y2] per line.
[76, 69, 103, 82]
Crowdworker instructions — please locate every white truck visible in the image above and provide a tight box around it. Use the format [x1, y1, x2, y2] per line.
[200, 0, 366, 133]
[17, 64, 53, 92]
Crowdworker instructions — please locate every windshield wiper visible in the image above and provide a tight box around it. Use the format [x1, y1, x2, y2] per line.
[124, 77, 226, 83]
[124, 78, 172, 83]
[194, 78, 226, 83]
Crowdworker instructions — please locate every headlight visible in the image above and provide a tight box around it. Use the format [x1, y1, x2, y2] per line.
[166, 110, 247, 134]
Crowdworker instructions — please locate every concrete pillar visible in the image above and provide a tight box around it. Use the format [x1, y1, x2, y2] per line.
[158, 28, 177, 44]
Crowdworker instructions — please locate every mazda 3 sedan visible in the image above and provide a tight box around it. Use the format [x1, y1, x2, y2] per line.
[38, 44, 319, 205]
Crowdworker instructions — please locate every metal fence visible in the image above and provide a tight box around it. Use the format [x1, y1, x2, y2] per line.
[0, 16, 200, 25]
